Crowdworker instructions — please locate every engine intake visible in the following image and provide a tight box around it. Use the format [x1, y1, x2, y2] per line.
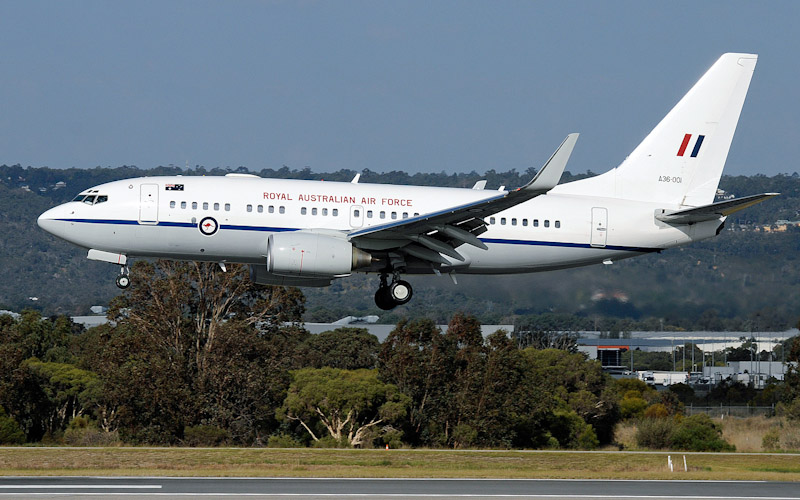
[267, 232, 372, 277]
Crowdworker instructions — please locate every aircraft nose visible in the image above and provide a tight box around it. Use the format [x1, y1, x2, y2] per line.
[37, 206, 65, 235]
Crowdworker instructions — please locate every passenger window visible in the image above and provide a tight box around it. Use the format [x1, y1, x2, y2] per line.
[501, 217, 506, 225]
[248, 205, 254, 213]
[181, 201, 187, 209]
[511, 218, 517, 226]
[203, 202, 209, 210]
[170, 201, 176, 209]
[414, 213, 419, 217]
[353, 209, 360, 217]
[402, 212, 408, 219]
[312, 208, 318, 215]
[544, 220, 550, 228]
[322, 208, 328, 216]
[555, 220, 561, 228]
[332, 208, 338, 216]
[257, 205, 263, 213]
[391, 212, 397, 220]
[95, 195, 108, 204]
[225, 203, 231, 211]
[268, 205, 274, 213]
[489, 217, 495, 225]
[214, 203, 220, 211]
[367, 210, 373, 218]
[279, 206, 285, 214]
[380, 211, 386, 219]
[301, 207, 307, 215]
[522, 219, 528, 226]
[533, 219, 539, 227]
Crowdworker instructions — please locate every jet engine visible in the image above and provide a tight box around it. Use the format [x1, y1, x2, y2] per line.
[266, 232, 372, 278]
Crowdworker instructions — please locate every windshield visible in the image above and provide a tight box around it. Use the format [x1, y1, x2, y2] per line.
[70, 194, 107, 205]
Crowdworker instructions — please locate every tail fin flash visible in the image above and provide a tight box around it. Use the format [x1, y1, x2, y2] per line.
[558, 53, 757, 206]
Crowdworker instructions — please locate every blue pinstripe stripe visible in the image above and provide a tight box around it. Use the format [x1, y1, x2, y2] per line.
[54, 219, 658, 253]
[479, 237, 659, 253]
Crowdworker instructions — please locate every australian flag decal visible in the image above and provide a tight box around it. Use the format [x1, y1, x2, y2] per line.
[165, 184, 184, 191]
[677, 133, 705, 158]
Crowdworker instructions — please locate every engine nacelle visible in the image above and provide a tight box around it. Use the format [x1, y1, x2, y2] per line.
[249, 265, 333, 287]
[267, 232, 372, 277]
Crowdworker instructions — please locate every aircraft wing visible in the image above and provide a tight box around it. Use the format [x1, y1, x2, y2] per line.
[347, 134, 578, 264]
[655, 193, 779, 224]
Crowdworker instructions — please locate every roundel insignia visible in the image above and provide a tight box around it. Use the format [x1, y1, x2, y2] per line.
[198, 217, 219, 236]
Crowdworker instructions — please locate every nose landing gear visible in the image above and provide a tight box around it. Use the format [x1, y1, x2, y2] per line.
[375, 273, 413, 310]
[115, 266, 131, 289]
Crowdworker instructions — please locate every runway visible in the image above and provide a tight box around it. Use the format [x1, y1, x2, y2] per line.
[0, 477, 798, 499]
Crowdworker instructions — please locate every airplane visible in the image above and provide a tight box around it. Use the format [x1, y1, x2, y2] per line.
[38, 53, 776, 310]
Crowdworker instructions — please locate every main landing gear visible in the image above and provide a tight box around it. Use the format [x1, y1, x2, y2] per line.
[374, 273, 413, 310]
[115, 266, 131, 289]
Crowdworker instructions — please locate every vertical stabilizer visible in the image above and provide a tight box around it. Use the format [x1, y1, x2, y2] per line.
[556, 53, 757, 206]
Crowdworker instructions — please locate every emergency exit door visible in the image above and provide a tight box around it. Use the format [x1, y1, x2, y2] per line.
[590, 207, 608, 248]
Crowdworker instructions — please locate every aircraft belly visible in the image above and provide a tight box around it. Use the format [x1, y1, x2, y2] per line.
[124, 224, 269, 264]
[455, 242, 641, 274]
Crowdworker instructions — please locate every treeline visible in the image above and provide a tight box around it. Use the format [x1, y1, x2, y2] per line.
[6, 261, 795, 450]
[3, 163, 799, 224]
[3, 164, 800, 328]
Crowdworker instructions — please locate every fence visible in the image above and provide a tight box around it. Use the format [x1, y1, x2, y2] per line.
[685, 405, 775, 418]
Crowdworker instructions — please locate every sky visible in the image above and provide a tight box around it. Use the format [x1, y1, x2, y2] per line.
[1, 1, 798, 177]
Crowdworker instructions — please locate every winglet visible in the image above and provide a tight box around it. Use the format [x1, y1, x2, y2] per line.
[521, 133, 579, 194]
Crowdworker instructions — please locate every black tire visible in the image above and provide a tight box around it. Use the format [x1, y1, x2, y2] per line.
[374, 287, 396, 310]
[116, 275, 131, 289]
[389, 280, 413, 305]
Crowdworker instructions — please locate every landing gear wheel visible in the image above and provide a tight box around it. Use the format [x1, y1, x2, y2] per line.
[389, 280, 412, 305]
[115, 274, 130, 289]
[374, 275, 413, 310]
[375, 287, 396, 310]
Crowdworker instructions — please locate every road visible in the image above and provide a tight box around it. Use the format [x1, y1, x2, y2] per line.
[0, 477, 799, 499]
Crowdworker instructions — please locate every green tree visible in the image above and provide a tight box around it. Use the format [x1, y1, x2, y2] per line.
[78, 260, 308, 444]
[377, 318, 453, 445]
[296, 328, 380, 370]
[281, 367, 409, 447]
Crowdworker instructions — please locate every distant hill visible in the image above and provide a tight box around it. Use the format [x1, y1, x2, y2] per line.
[2, 164, 798, 329]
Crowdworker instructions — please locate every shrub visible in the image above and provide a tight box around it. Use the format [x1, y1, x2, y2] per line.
[0, 409, 25, 444]
[762, 428, 781, 451]
[63, 416, 119, 446]
[548, 409, 599, 450]
[671, 414, 734, 452]
[452, 424, 478, 449]
[644, 403, 670, 418]
[635, 417, 676, 449]
[380, 425, 404, 449]
[183, 425, 230, 447]
[619, 396, 648, 420]
[267, 433, 304, 448]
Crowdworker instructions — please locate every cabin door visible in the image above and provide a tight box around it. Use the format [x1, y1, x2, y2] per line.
[590, 207, 607, 248]
[139, 183, 159, 224]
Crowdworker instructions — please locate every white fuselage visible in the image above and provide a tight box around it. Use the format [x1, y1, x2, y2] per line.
[37, 174, 722, 276]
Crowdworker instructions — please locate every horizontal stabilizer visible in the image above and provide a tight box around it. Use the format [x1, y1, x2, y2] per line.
[656, 193, 778, 224]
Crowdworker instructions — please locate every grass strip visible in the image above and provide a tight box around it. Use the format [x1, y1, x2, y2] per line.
[0, 448, 799, 481]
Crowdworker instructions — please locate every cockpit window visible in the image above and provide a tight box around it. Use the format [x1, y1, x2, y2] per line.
[72, 194, 107, 205]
